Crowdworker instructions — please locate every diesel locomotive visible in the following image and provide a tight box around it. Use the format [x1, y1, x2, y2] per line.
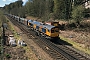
[7, 14, 59, 39]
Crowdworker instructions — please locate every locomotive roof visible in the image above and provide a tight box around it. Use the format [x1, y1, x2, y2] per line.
[28, 20, 33, 22]
[39, 24, 55, 30]
[32, 21, 41, 26]
[28, 20, 55, 30]
[20, 18, 25, 20]
[42, 24, 55, 30]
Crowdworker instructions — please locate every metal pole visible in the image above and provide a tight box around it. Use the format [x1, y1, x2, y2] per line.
[1, 23, 5, 60]
[2, 23, 5, 45]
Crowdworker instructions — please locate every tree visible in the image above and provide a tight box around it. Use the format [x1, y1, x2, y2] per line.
[25, 0, 46, 17]
[72, 5, 85, 23]
[73, 0, 90, 6]
[41, 0, 54, 21]
[46, 0, 54, 13]
[73, 0, 83, 6]
[0, 10, 7, 26]
[18, 7, 26, 17]
[10, 7, 19, 15]
[3, 0, 23, 14]
[25, 0, 34, 16]
[84, 8, 90, 18]
[54, 0, 72, 20]
[14, 0, 23, 8]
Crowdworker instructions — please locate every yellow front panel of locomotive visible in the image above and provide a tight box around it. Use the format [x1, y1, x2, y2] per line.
[50, 28, 59, 37]
[51, 32, 59, 37]
[28, 22, 30, 26]
[33, 24, 36, 29]
[45, 29, 51, 36]
[46, 31, 59, 37]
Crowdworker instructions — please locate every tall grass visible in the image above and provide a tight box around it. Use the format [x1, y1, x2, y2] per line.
[59, 35, 90, 54]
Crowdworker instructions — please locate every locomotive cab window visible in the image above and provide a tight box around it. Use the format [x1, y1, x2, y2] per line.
[48, 29, 50, 32]
[31, 24, 33, 26]
[55, 29, 59, 32]
[51, 29, 54, 33]
[29, 23, 31, 25]
[55, 28, 59, 32]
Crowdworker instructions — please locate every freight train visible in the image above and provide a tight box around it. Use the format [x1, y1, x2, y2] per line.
[7, 14, 59, 39]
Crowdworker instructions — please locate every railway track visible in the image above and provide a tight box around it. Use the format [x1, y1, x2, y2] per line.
[56, 45, 89, 60]
[8, 17, 68, 60]
[6, 16, 90, 60]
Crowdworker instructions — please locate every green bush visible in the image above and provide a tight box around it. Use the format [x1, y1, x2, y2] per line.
[72, 5, 85, 22]
[6, 54, 11, 58]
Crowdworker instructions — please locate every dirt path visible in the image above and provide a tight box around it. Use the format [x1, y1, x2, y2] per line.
[4, 46, 27, 60]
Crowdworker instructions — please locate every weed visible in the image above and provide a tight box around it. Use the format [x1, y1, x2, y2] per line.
[6, 54, 11, 58]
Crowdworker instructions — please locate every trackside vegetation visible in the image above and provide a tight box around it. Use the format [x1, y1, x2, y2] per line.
[2, 0, 90, 22]
[59, 36, 90, 54]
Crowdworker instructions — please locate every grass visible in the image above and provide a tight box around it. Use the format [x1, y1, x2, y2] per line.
[6, 17, 20, 40]
[23, 46, 29, 51]
[59, 35, 90, 54]
[23, 46, 35, 60]
[6, 54, 11, 58]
